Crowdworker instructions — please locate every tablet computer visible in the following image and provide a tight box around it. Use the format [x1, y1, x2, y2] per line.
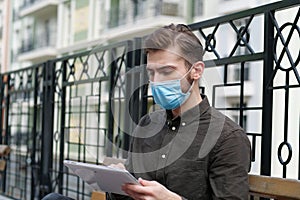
[64, 160, 139, 195]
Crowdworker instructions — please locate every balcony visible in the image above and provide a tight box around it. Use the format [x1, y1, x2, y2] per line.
[18, 32, 57, 63]
[107, 1, 182, 29]
[101, 0, 183, 42]
[19, 0, 59, 17]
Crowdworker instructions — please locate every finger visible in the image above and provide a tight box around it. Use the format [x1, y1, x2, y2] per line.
[115, 163, 126, 169]
[122, 184, 146, 199]
[138, 178, 156, 187]
[108, 163, 125, 170]
[123, 183, 151, 195]
[138, 177, 145, 186]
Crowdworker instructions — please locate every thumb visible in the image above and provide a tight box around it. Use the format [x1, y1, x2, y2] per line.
[138, 177, 155, 186]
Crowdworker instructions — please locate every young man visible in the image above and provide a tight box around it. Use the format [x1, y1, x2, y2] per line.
[111, 23, 251, 200]
[43, 24, 251, 200]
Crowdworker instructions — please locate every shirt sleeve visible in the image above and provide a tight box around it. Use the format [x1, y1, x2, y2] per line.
[208, 129, 251, 199]
[107, 193, 133, 200]
[108, 124, 137, 200]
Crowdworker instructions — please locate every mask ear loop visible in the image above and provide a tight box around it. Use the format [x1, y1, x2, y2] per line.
[181, 78, 195, 94]
[179, 64, 195, 81]
[180, 64, 195, 93]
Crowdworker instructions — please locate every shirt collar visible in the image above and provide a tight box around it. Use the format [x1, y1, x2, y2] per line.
[166, 94, 210, 126]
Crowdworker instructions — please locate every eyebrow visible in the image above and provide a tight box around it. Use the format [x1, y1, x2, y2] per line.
[146, 64, 176, 71]
[158, 65, 176, 72]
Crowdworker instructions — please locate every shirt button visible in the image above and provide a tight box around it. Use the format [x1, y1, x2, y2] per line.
[182, 122, 186, 126]
[161, 154, 166, 159]
[171, 126, 176, 131]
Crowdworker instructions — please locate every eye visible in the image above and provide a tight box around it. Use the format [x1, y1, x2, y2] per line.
[161, 71, 172, 76]
[160, 67, 174, 76]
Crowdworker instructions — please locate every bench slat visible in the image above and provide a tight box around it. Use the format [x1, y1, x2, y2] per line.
[249, 174, 300, 199]
[91, 191, 106, 200]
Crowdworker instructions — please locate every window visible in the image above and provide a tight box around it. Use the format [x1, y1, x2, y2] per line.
[45, 20, 50, 44]
[25, 25, 33, 51]
[161, 2, 178, 16]
[133, 0, 148, 20]
[118, 0, 128, 25]
[108, 0, 130, 28]
[62, 1, 71, 46]
[13, 29, 20, 60]
[193, 0, 203, 17]
[233, 64, 249, 81]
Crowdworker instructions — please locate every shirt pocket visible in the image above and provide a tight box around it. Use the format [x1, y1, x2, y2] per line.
[166, 159, 208, 198]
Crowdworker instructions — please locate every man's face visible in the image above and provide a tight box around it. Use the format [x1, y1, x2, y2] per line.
[146, 50, 190, 83]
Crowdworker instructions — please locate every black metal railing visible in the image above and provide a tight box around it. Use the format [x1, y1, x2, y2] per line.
[18, 30, 56, 54]
[0, 1, 299, 199]
[189, 0, 300, 178]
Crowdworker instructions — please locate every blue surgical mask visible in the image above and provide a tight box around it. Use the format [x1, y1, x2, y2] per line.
[150, 67, 194, 110]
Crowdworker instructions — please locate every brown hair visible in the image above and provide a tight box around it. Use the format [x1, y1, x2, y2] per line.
[144, 24, 203, 68]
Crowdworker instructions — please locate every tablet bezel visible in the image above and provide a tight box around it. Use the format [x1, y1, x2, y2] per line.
[64, 160, 139, 195]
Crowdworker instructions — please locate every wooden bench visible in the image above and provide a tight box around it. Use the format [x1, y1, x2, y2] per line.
[91, 157, 300, 200]
[0, 145, 10, 172]
[90, 191, 106, 200]
[249, 174, 300, 199]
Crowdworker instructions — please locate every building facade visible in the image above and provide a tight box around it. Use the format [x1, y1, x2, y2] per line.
[2, 0, 280, 69]
[5, 0, 206, 70]
[0, 0, 11, 72]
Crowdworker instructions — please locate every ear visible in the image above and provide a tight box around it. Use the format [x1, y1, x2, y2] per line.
[191, 61, 205, 80]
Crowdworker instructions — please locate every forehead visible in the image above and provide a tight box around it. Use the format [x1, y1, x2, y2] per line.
[146, 49, 185, 67]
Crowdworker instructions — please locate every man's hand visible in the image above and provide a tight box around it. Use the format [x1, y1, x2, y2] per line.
[108, 163, 126, 170]
[122, 178, 182, 200]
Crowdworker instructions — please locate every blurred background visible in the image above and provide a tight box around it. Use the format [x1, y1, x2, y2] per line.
[0, 0, 299, 199]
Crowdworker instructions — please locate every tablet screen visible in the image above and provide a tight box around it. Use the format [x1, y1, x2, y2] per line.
[64, 160, 139, 195]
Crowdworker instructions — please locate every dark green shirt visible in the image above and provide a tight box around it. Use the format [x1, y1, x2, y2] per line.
[112, 95, 251, 200]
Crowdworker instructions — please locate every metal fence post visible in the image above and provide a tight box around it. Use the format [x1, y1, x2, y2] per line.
[31, 67, 39, 199]
[107, 50, 117, 157]
[39, 61, 55, 198]
[261, 10, 275, 176]
[58, 60, 67, 194]
[123, 40, 134, 158]
[124, 38, 144, 157]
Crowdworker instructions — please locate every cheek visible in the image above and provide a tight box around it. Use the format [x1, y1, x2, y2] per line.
[151, 74, 165, 82]
[187, 74, 194, 84]
[180, 77, 193, 92]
